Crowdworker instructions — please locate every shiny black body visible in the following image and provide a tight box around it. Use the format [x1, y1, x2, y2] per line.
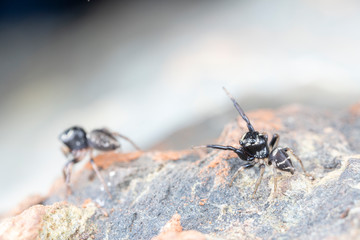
[204, 88, 310, 196]
[60, 127, 124, 152]
[60, 126, 88, 150]
[59, 126, 140, 198]
[268, 147, 295, 174]
[87, 128, 121, 151]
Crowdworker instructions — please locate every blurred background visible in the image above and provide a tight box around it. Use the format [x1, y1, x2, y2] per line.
[0, 0, 359, 213]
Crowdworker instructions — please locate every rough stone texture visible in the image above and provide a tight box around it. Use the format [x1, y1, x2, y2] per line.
[0, 204, 45, 240]
[0, 202, 96, 240]
[3, 104, 360, 240]
[39, 201, 96, 240]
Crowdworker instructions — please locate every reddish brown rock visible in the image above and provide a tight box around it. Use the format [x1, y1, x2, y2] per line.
[86, 151, 143, 169]
[0, 204, 45, 240]
[151, 150, 191, 162]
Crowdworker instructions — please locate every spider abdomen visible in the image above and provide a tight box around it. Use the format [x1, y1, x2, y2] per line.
[269, 148, 295, 174]
[87, 129, 121, 151]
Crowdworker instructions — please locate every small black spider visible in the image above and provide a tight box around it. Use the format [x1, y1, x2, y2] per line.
[199, 87, 313, 197]
[59, 126, 141, 198]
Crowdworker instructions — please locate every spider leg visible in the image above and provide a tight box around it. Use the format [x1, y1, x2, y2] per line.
[63, 158, 77, 197]
[229, 162, 255, 187]
[205, 144, 238, 151]
[272, 164, 278, 198]
[252, 163, 265, 198]
[89, 150, 113, 199]
[205, 144, 251, 160]
[112, 132, 141, 151]
[269, 134, 280, 152]
[222, 87, 255, 132]
[284, 147, 314, 180]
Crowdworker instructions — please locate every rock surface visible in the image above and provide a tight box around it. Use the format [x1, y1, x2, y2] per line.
[0, 201, 96, 240]
[2, 104, 360, 240]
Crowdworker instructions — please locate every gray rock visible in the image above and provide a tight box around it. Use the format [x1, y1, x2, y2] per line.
[45, 104, 360, 240]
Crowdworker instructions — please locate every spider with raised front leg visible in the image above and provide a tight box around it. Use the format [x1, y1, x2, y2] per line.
[198, 87, 313, 197]
[59, 126, 141, 199]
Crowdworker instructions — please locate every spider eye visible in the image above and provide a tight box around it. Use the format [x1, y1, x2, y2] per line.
[61, 129, 74, 141]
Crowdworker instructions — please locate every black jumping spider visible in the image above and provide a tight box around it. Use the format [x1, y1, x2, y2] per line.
[59, 126, 140, 198]
[201, 87, 313, 197]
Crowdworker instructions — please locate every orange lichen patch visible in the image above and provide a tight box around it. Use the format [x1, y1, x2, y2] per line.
[214, 164, 231, 186]
[206, 150, 236, 170]
[247, 109, 282, 131]
[199, 148, 235, 186]
[216, 165, 230, 178]
[216, 150, 239, 162]
[202, 123, 241, 183]
[199, 199, 207, 206]
[198, 154, 231, 186]
[151, 150, 191, 162]
[85, 151, 143, 169]
[152, 214, 206, 240]
[207, 158, 221, 168]
[82, 199, 93, 208]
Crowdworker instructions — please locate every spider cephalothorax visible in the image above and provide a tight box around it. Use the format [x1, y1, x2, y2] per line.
[239, 131, 269, 159]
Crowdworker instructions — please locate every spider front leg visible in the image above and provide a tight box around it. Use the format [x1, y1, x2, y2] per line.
[204, 144, 256, 187]
[63, 158, 77, 197]
[89, 150, 113, 199]
[61, 147, 80, 197]
[229, 162, 255, 187]
[252, 163, 265, 198]
[205, 144, 253, 161]
[271, 164, 278, 198]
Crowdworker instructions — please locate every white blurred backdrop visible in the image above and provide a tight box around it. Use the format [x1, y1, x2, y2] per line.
[0, 0, 359, 213]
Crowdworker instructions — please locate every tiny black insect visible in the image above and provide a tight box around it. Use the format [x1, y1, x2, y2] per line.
[59, 126, 141, 198]
[199, 87, 313, 197]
